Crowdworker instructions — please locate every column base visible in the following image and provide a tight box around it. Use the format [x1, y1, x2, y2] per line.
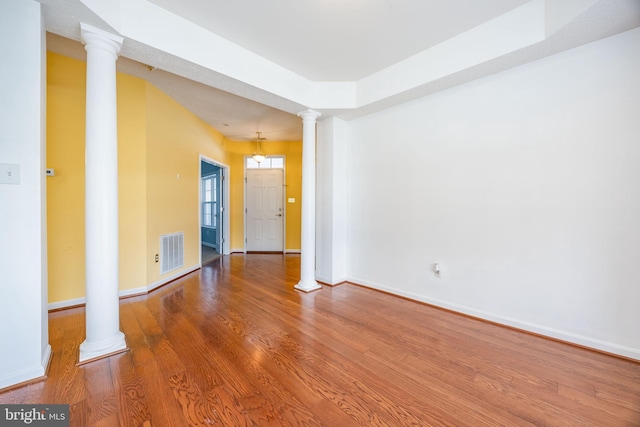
[79, 331, 127, 363]
[294, 280, 322, 293]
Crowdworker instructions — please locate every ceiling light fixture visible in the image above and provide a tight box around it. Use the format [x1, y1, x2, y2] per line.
[252, 132, 266, 163]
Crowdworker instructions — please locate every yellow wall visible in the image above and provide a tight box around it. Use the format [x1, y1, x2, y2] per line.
[47, 52, 86, 302]
[47, 51, 302, 304]
[144, 84, 229, 285]
[282, 142, 303, 251]
[117, 73, 148, 291]
[226, 141, 303, 251]
[47, 53, 152, 298]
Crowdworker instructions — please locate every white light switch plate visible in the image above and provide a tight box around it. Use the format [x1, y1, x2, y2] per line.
[0, 163, 20, 184]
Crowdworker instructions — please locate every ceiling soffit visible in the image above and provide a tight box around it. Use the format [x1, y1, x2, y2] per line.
[42, 0, 640, 140]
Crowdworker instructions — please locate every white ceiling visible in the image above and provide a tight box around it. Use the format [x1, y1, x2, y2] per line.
[145, 0, 531, 81]
[41, 0, 640, 142]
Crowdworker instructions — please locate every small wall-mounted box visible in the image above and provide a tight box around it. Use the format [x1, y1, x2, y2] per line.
[288, 198, 296, 203]
[46, 168, 55, 176]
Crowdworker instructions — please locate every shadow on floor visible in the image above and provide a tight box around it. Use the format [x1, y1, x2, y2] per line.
[202, 245, 221, 265]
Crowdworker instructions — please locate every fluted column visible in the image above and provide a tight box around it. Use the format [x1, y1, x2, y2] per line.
[79, 23, 127, 363]
[295, 109, 322, 292]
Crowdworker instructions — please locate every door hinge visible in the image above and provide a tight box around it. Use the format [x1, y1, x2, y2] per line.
[244, 177, 247, 183]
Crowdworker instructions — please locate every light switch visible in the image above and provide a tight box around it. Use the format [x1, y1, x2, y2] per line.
[288, 198, 296, 203]
[0, 163, 20, 185]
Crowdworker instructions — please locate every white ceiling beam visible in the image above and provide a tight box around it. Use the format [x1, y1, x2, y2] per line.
[357, 0, 546, 107]
[71, 0, 639, 117]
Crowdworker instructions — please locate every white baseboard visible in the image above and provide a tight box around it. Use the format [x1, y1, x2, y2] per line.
[0, 344, 50, 390]
[348, 276, 640, 361]
[0, 368, 45, 390]
[41, 344, 52, 374]
[48, 264, 201, 311]
[316, 275, 348, 286]
[118, 287, 147, 298]
[48, 297, 86, 311]
[145, 264, 200, 293]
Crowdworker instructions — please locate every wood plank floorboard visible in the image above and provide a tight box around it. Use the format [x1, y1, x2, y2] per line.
[1, 254, 639, 426]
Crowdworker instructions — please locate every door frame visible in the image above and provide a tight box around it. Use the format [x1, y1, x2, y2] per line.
[199, 155, 230, 259]
[243, 155, 286, 253]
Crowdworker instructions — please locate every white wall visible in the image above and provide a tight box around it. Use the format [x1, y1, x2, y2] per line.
[0, 0, 51, 388]
[316, 117, 349, 285]
[345, 28, 640, 359]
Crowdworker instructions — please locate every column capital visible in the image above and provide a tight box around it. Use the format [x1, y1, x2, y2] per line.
[297, 109, 322, 122]
[80, 23, 123, 58]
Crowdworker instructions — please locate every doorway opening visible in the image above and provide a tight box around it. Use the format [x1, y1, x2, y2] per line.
[244, 155, 285, 253]
[200, 156, 229, 264]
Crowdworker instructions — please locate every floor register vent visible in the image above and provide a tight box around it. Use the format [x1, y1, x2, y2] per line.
[160, 232, 184, 274]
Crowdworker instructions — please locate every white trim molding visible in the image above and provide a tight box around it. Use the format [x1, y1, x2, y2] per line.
[48, 264, 201, 311]
[0, 345, 51, 390]
[315, 275, 348, 287]
[348, 276, 640, 362]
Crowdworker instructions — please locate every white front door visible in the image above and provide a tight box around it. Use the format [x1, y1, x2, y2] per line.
[246, 169, 284, 252]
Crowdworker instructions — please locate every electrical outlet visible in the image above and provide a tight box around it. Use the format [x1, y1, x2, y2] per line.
[155, 254, 159, 263]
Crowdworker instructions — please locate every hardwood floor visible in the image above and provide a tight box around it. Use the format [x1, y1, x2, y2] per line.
[2, 254, 639, 426]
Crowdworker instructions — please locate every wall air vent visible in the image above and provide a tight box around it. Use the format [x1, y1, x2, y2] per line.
[160, 232, 184, 274]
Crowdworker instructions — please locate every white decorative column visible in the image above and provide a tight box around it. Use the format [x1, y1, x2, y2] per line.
[295, 109, 322, 292]
[79, 24, 127, 363]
